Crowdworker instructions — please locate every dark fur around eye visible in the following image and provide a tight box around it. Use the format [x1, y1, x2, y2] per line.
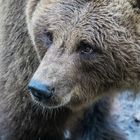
[77, 41, 102, 56]
[43, 30, 53, 48]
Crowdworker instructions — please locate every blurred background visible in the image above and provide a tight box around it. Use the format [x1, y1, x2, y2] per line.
[112, 92, 140, 140]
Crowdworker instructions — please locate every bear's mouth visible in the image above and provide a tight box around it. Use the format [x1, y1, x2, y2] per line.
[29, 91, 72, 109]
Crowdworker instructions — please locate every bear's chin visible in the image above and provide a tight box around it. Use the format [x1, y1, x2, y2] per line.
[30, 93, 72, 109]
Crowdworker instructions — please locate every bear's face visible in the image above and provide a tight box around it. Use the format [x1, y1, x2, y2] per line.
[26, 0, 140, 109]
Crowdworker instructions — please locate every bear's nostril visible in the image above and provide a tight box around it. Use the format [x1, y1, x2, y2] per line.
[29, 89, 42, 100]
[51, 87, 55, 93]
[28, 80, 54, 100]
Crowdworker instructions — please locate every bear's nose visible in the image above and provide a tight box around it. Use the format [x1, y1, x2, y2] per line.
[28, 80, 54, 100]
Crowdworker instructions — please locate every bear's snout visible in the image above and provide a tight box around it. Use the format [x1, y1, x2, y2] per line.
[28, 80, 55, 101]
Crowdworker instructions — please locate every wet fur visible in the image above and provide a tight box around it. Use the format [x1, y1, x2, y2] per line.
[0, 0, 140, 140]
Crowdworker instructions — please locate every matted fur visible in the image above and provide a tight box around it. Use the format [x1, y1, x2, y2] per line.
[0, 0, 139, 140]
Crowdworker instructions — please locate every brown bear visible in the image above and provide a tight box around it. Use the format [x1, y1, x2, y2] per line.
[0, 0, 140, 140]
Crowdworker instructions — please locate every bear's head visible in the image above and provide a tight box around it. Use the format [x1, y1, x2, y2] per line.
[26, 0, 140, 110]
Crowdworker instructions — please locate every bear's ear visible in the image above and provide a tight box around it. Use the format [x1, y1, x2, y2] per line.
[136, 0, 140, 9]
[130, 0, 140, 9]
[128, 0, 140, 35]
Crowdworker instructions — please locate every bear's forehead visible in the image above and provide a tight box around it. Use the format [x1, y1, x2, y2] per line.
[32, 0, 121, 49]
[42, 0, 112, 29]
[47, 0, 107, 16]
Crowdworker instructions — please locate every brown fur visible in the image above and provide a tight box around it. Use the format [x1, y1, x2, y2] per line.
[27, 0, 140, 108]
[0, 0, 140, 139]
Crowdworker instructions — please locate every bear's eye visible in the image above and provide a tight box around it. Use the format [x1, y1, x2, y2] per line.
[43, 30, 53, 48]
[81, 45, 93, 54]
[77, 41, 97, 55]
